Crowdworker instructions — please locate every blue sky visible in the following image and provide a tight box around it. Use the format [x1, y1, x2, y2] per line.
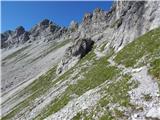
[1, 1, 113, 32]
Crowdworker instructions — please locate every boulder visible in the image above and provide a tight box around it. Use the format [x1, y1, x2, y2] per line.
[146, 107, 160, 119]
[57, 38, 94, 74]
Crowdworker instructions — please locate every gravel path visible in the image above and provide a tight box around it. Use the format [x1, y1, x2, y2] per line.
[108, 56, 160, 120]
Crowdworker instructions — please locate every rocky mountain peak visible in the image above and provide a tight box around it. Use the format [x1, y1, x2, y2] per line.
[69, 20, 79, 32]
[1, 18, 68, 48]
[38, 19, 57, 30]
[32, 19, 60, 32]
[1, 1, 160, 120]
[15, 26, 25, 36]
[39, 19, 50, 26]
[28, 19, 68, 42]
[1, 26, 30, 48]
[92, 8, 107, 22]
[1, 30, 14, 40]
[115, 1, 145, 19]
[93, 8, 103, 13]
[83, 13, 93, 25]
[57, 1, 160, 75]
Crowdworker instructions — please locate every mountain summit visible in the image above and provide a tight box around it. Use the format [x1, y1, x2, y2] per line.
[1, 1, 160, 120]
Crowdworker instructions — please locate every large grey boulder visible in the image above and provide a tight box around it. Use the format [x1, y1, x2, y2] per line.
[72, 38, 94, 58]
[57, 38, 94, 74]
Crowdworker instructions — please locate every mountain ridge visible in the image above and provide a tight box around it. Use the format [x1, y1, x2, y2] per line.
[1, 1, 160, 120]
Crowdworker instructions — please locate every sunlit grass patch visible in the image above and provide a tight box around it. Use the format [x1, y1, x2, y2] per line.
[115, 27, 160, 67]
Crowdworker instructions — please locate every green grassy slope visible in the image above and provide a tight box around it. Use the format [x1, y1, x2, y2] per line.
[115, 27, 160, 68]
[2, 27, 160, 120]
[115, 27, 160, 86]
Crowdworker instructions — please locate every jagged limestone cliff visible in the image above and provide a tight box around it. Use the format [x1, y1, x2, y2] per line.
[1, 1, 160, 120]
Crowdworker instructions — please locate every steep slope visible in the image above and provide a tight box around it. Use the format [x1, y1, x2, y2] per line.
[1, 19, 72, 119]
[2, 27, 159, 120]
[1, 1, 160, 120]
[1, 19, 69, 94]
[57, 0, 160, 76]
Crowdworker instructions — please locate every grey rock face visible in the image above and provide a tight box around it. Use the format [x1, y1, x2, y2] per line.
[75, 1, 160, 50]
[15, 26, 25, 37]
[39, 19, 50, 27]
[92, 8, 107, 23]
[110, 1, 160, 50]
[57, 1, 160, 74]
[57, 38, 94, 74]
[83, 13, 93, 25]
[1, 1, 160, 120]
[21, 32, 30, 43]
[69, 21, 78, 32]
[1, 30, 14, 48]
[78, 8, 108, 35]
[2, 1, 158, 73]
[1, 19, 67, 48]
[2, 1, 159, 50]
[1, 26, 30, 48]
[72, 38, 94, 58]
[29, 19, 66, 42]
